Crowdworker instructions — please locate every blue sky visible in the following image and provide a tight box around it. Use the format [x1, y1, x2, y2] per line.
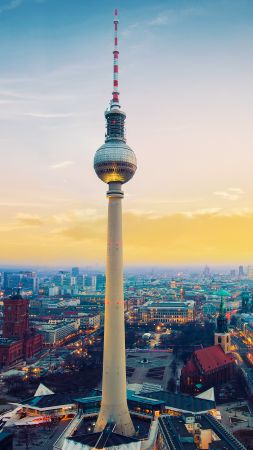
[0, 0, 253, 264]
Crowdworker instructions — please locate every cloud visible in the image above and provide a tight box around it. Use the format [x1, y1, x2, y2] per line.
[147, 7, 207, 27]
[214, 187, 244, 201]
[50, 161, 75, 170]
[0, 0, 24, 14]
[228, 187, 244, 194]
[2, 210, 253, 264]
[121, 22, 139, 37]
[24, 112, 75, 119]
[0, 0, 48, 15]
[148, 13, 169, 26]
[182, 208, 222, 218]
[16, 213, 43, 226]
[0, 89, 72, 102]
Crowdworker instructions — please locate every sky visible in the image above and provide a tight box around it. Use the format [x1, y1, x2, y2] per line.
[0, 0, 253, 266]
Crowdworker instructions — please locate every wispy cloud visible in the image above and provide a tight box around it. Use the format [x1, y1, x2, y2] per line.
[0, 201, 48, 208]
[148, 7, 207, 27]
[0, 89, 72, 102]
[214, 187, 244, 201]
[181, 208, 222, 218]
[228, 187, 244, 194]
[50, 161, 75, 170]
[16, 213, 43, 226]
[0, 0, 24, 14]
[148, 13, 170, 26]
[24, 112, 75, 119]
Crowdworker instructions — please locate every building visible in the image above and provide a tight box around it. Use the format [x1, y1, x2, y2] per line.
[72, 267, 80, 277]
[180, 299, 235, 393]
[92, 8, 137, 437]
[84, 275, 96, 291]
[139, 300, 195, 324]
[239, 265, 244, 278]
[48, 286, 60, 297]
[37, 319, 80, 346]
[247, 265, 253, 279]
[0, 292, 43, 368]
[79, 313, 100, 329]
[95, 274, 106, 292]
[3, 294, 29, 339]
[203, 266, 211, 278]
[3, 271, 38, 294]
[51, 386, 216, 449]
[157, 414, 246, 450]
[75, 387, 216, 419]
[79, 294, 105, 305]
[0, 338, 23, 367]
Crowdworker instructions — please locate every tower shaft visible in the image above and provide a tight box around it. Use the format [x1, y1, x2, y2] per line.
[95, 183, 135, 436]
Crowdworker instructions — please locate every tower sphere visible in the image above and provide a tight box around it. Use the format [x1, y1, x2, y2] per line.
[94, 139, 137, 184]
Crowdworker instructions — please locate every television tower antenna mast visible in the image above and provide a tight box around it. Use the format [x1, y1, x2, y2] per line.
[111, 8, 120, 108]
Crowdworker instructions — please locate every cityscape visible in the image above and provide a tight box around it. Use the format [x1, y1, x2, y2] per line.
[1, 1, 253, 450]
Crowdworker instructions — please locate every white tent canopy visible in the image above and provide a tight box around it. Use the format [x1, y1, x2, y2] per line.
[34, 383, 54, 397]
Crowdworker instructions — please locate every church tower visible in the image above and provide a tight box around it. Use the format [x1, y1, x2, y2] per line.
[214, 298, 231, 354]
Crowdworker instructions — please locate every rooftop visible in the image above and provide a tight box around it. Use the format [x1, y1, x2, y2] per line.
[0, 337, 21, 346]
[76, 390, 165, 407]
[67, 431, 139, 449]
[141, 300, 194, 309]
[143, 390, 215, 413]
[195, 345, 234, 373]
[159, 414, 246, 450]
[20, 392, 78, 409]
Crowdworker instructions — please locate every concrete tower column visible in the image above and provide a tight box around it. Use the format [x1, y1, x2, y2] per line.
[95, 182, 135, 436]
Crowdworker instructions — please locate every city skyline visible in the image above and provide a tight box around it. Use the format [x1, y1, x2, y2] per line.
[1, 0, 253, 264]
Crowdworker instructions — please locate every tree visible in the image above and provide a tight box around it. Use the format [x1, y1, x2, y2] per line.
[5, 375, 24, 394]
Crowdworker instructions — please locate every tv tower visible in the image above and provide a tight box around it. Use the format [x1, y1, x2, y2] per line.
[94, 9, 137, 436]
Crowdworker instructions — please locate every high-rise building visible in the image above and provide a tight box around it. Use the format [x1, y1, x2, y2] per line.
[96, 274, 106, 292]
[230, 269, 236, 278]
[72, 267, 79, 277]
[84, 275, 96, 291]
[0, 272, 3, 288]
[3, 271, 38, 293]
[247, 265, 253, 279]
[203, 265, 210, 277]
[93, 9, 137, 437]
[238, 265, 244, 278]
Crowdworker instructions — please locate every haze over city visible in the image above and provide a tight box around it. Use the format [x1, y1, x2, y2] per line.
[1, 0, 253, 265]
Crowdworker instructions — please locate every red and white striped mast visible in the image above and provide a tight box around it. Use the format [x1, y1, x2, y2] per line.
[112, 8, 120, 108]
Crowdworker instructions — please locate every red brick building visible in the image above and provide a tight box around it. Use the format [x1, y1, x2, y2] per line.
[0, 292, 43, 368]
[3, 295, 29, 339]
[180, 345, 235, 393]
[0, 339, 23, 367]
[180, 299, 235, 394]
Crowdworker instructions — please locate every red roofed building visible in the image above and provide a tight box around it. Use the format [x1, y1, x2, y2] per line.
[180, 299, 235, 394]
